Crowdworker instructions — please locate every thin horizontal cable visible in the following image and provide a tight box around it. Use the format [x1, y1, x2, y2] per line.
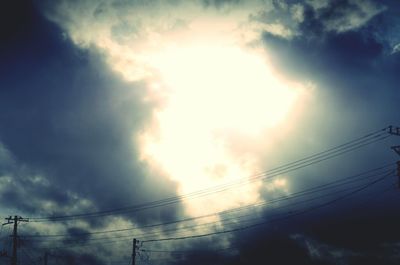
[24, 183, 367, 248]
[27, 128, 390, 222]
[138, 174, 393, 242]
[140, 246, 236, 254]
[139, 183, 396, 254]
[21, 166, 391, 240]
[29, 171, 393, 250]
[22, 164, 393, 239]
[141, 172, 392, 243]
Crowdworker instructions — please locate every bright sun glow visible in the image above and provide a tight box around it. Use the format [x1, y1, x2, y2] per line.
[139, 43, 302, 216]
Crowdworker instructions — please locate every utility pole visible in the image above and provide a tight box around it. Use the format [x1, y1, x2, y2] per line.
[3, 216, 29, 265]
[396, 161, 400, 189]
[388, 126, 400, 188]
[132, 238, 138, 265]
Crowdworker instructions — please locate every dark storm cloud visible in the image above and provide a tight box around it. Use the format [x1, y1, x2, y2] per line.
[261, 0, 400, 124]
[224, 1, 400, 264]
[46, 251, 106, 265]
[1, 0, 400, 264]
[212, 188, 400, 265]
[0, 0, 180, 227]
[0, 172, 73, 214]
[64, 227, 91, 244]
[295, 210, 400, 264]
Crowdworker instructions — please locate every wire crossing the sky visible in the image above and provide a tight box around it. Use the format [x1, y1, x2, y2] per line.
[21, 167, 395, 251]
[27, 170, 393, 251]
[25, 127, 391, 222]
[21, 164, 393, 240]
[140, 171, 393, 243]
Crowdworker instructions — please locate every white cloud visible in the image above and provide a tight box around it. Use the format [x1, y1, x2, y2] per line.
[291, 234, 355, 265]
[251, 0, 385, 40]
[316, 0, 386, 33]
[306, 0, 329, 11]
[44, 0, 270, 81]
[261, 22, 295, 39]
[0, 141, 15, 169]
[43, 0, 388, 83]
[392, 43, 400, 54]
[41, 0, 310, 219]
[291, 3, 305, 23]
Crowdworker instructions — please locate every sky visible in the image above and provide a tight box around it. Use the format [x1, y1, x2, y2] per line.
[0, 0, 399, 264]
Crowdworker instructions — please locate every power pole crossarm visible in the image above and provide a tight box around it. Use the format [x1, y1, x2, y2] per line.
[4, 216, 29, 265]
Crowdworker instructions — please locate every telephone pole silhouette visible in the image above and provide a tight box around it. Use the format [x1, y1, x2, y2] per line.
[3, 216, 29, 265]
[388, 126, 400, 188]
[132, 238, 139, 265]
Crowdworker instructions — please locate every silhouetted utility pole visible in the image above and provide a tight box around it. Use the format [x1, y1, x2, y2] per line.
[388, 126, 400, 188]
[132, 238, 139, 265]
[397, 161, 400, 189]
[3, 216, 29, 265]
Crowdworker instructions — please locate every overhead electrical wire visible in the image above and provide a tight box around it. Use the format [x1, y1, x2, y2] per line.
[21, 169, 394, 248]
[138, 180, 395, 242]
[140, 246, 236, 254]
[21, 166, 388, 239]
[21, 164, 393, 240]
[25, 127, 391, 222]
[29, 171, 392, 251]
[138, 172, 394, 242]
[141, 171, 393, 243]
[13, 127, 397, 254]
[137, 177, 392, 242]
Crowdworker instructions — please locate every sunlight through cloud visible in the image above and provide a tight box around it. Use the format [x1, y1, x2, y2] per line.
[139, 42, 304, 216]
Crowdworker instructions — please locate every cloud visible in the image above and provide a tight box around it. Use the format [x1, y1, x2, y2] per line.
[316, 0, 385, 33]
[260, 22, 295, 39]
[392, 43, 400, 54]
[0, 142, 16, 174]
[248, 1, 299, 39]
[201, 0, 241, 9]
[292, 234, 354, 264]
[41, 0, 386, 82]
[40, 0, 259, 81]
[247, 0, 385, 41]
[35, 0, 313, 226]
[1, 1, 399, 264]
[292, 233, 400, 265]
[0, 0, 181, 228]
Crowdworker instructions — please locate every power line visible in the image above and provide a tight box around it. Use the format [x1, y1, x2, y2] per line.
[21, 164, 393, 240]
[137, 179, 390, 242]
[136, 178, 391, 253]
[53, 171, 391, 244]
[25, 170, 394, 250]
[25, 128, 390, 222]
[141, 172, 392, 243]
[140, 246, 236, 254]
